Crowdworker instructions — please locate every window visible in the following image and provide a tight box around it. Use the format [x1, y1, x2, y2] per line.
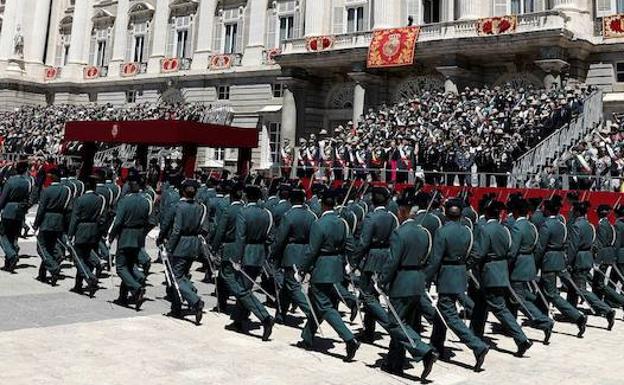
[224, 23, 238, 54]
[217, 85, 230, 100]
[510, 0, 536, 14]
[423, 0, 440, 24]
[96, 40, 107, 67]
[63, 45, 70, 65]
[616, 62, 624, 82]
[215, 148, 225, 161]
[268, 122, 281, 163]
[347, 6, 365, 32]
[279, 15, 294, 41]
[167, 15, 193, 59]
[134, 35, 145, 62]
[272, 83, 284, 98]
[176, 29, 189, 58]
[128, 21, 149, 63]
[126, 90, 137, 103]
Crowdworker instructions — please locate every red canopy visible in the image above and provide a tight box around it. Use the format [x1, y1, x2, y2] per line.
[64, 120, 258, 148]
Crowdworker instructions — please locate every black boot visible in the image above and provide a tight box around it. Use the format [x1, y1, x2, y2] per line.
[607, 310, 616, 331]
[194, 300, 205, 325]
[577, 315, 587, 338]
[421, 350, 438, 380]
[515, 340, 533, 357]
[344, 338, 360, 362]
[262, 316, 274, 341]
[133, 287, 146, 311]
[474, 347, 489, 372]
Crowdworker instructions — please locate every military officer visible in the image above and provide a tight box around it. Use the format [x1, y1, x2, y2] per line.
[428, 198, 489, 371]
[470, 199, 533, 356]
[529, 197, 546, 229]
[593, 205, 624, 309]
[33, 168, 71, 285]
[108, 173, 151, 310]
[226, 185, 275, 341]
[0, 161, 33, 272]
[212, 183, 245, 313]
[272, 189, 317, 324]
[351, 187, 398, 342]
[378, 189, 438, 379]
[536, 199, 587, 337]
[508, 198, 555, 342]
[164, 179, 209, 324]
[613, 205, 624, 289]
[67, 177, 107, 297]
[297, 190, 360, 362]
[567, 202, 615, 330]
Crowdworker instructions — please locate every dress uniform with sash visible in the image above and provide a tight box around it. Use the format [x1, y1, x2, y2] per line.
[229, 186, 275, 339]
[33, 170, 72, 284]
[68, 182, 107, 294]
[567, 203, 615, 329]
[166, 180, 209, 322]
[108, 175, 152, 309]
[212, 185, 245, 313]
[593, 206, 624, 309]
[536, 200, 587, 337]
[470, 201, 532, 356]
[299, 191, 360, 361]
[0, 166, 33, 272]
[508, 199, 554, 341]
[351, 187, 398, 341]
[379, 195, 438, 378]
[427, 199, 489, 371]
[272, 190, 317, 323]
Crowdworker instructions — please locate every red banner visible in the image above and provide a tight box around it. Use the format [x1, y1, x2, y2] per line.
[477, 15, 517, 36]
[603, 14, 624, 38]
[367, 26, 419, 69]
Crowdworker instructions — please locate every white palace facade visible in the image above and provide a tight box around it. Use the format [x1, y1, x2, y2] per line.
[1, 0, 624, 168]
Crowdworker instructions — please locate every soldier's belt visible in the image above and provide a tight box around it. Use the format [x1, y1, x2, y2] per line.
[122, 225, 145, 229]
[578, 247, 591, 252]
[398, 265, 424, 271]
[319, 251, 343, 256]
[485, 255, 508, 262]
[545, 247, 565, 252]
[370, 243, 390, 249]
[441, 260, 465, 266]
[287, 239, 308, 244]
[245, 241, 265, 245]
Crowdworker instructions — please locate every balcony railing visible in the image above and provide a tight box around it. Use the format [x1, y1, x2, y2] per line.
[208, 53, 243, 70]
[281, 10, 566, 55]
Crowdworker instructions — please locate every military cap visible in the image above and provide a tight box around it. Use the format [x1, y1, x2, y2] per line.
[245, 185, 262, 200]
[181, 179, 200, 190]
[444, 198, 463, 211]
[597, 204, 612, 215]
[290, 189, 306, 203]
[397, 187, 417, 207]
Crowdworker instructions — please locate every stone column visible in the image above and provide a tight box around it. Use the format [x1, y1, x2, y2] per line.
[373, 0, 399, 29]
[108, 0, 130, 78]
[148, 0, 171, 74]
[305, 0, 330, 36]
[242, 0, 269, 66]
[456, 0, 478, 20]
[191, 0, 217, 70]
[281, 86, 297, 145]
[352, 82, 365, 123]
[64, 0, 93, 79]
[0, 0, 20, 69]
[25, 0, 52, 72]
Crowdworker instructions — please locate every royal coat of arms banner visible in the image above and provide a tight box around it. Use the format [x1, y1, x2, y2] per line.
[367, 26, 420, 69]
[603, 14, 624, 38]
[476, 15, 517, 36]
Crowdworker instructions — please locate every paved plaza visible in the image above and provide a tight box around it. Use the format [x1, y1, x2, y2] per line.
[0, 228, 622, 385]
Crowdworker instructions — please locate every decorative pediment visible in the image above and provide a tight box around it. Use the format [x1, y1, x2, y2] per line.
[59, 15, 73, 34]
[92, 9, 115, 27]
[129, 2, 155, 22]
[169, 0, 199, 16]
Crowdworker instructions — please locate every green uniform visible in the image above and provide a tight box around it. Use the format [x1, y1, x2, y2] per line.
[212, 200, 244, 310]
[470, 219, 529, 346]
[509, 217, 554, 331]
[536, 216, 583, 322]
[428, 221, 488, 355]
[300, 210, 356, 345]
[230, 202, 273, 324]
[308, 195, 322, 217]
[567, 217, 613, 316]
[593, 218, 624, 307]
[379, 218, 434, 369]
[351, 206, 398, 338]
[68, 191, 107, 288]
[109, 192, 152, 298]
[0, 173, 33, 268]
[614, 218, 624, 285]
[34, 182, 72, 280]
[272, 204, 317, 321]
[530, 208, 546, 229]
[166, 198, 209, 310]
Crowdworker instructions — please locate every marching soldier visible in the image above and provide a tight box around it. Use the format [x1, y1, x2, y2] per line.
[0, 161, 33, 272]
[67, 176, 106, 297]
[428, 198, 489, 371]
[508, 198, 555, 342]
[212, 183, 245, 313]
[567, 202, 615, 329]
[33, 168, 71, 285]
[227, 185, 275, 341]
[108, 173, 151, 310]
[593, 205, 624, 309]
[536, 199, 587, 337]
[272, 189, 317, 324]
[470, 199, 533, 356]
[297, 190, 360, 361]
[164, 179, 209, 324]
[378, 189, 438, 378]
[614, 205, 624, 287]
[351, 187, 398, 342]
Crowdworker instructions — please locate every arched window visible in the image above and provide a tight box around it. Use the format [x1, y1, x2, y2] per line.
[167, 0, 198, 59]
[55, 16, 73, 67]
[127, 2, 154, 63]
[89, 9, 115, 67]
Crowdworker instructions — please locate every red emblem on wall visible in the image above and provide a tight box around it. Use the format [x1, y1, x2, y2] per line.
[209, 55, 232, 70]
[305, 36, 335, 52]
[44, 67, 59, 81]
[121, 62, 138, 77]
[161, 58, 180, 73]
[84, 66, 100, 80]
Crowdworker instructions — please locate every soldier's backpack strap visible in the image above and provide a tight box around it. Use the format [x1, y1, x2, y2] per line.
[62, 186, 73, 210]
[194, 203, 207, 233]
[264, 208, 273, 236]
